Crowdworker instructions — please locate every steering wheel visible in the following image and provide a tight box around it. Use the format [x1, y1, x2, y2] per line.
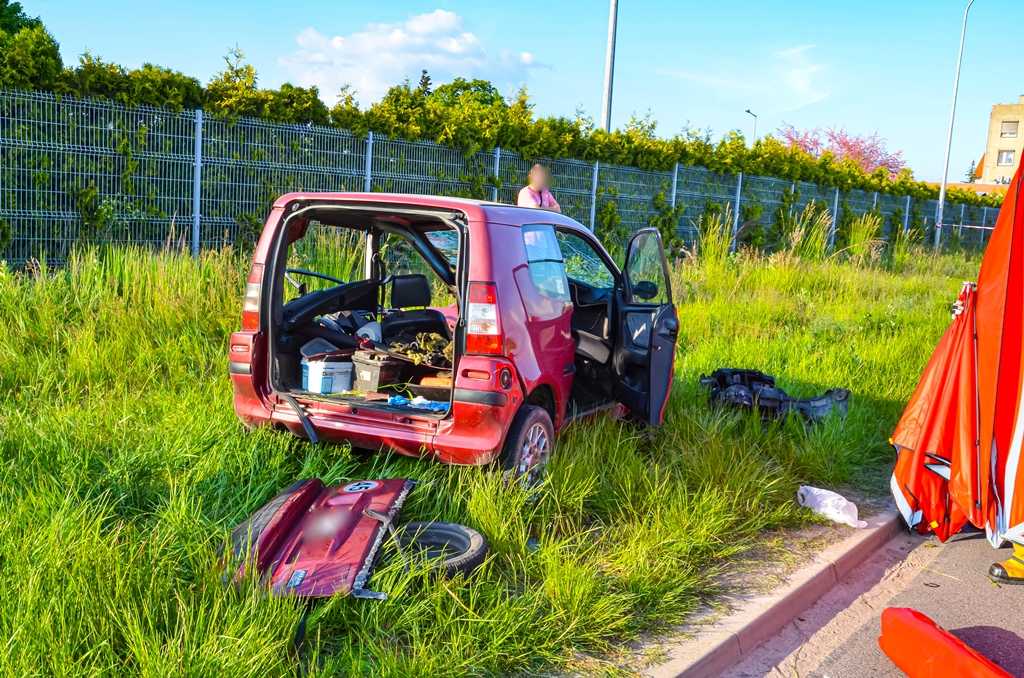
[285, 267, 346, 292]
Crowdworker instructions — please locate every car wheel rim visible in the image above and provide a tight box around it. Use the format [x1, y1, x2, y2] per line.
[518, 422, 550, 484]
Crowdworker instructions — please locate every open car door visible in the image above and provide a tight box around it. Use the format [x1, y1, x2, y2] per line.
[613, 228, 679, 426]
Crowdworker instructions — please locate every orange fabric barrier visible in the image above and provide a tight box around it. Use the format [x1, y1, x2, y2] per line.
[890, 160, 1024, 547]
[878, 607, 1011, 678]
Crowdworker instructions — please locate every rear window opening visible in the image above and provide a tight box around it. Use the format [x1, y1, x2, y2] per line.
[266, 206, 464, 418]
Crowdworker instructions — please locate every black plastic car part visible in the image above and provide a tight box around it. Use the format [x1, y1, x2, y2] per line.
[699, 368, 849, 423]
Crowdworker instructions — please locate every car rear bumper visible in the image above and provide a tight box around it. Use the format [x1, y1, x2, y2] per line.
[237, 355, 525, 466]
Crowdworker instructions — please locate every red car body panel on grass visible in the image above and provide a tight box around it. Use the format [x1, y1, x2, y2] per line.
[230, 193, 677, 467]
[230, 478, 414, 598]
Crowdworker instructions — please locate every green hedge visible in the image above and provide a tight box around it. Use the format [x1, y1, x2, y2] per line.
[0, 9, 1003, 209]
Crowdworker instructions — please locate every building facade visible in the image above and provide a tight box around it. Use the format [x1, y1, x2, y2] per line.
[980, 95, 1024, 184]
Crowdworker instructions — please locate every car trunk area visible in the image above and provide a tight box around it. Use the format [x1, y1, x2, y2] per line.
[264, 201, 466, 420]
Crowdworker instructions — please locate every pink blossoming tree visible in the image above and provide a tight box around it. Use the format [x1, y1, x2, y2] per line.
[777, 125, 906, 176]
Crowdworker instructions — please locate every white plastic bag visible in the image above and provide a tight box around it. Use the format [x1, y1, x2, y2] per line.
[797, 485, 867, 528]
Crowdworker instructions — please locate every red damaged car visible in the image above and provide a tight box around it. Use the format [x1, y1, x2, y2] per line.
[229, 193, 678, 481]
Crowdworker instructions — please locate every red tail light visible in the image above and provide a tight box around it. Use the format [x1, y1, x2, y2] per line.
[241, 264, 263, 330]
[465, 282, 503, 355]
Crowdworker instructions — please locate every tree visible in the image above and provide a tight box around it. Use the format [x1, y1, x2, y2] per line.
[777, 125, 905, 176]
[128, 64, 203, 110]
[59, 52, 132, 103]
[416, 69, 432, 95]
[964, 159, 977, 184]
[0, 0, 39, 34]
[57, 54, 203, 110]
[264, 82, 329, 125]
[0, 24, 62, 90]
[205, 48, 328, 123]
[329, 85, 364, 132]
[204, 48, 268, 118]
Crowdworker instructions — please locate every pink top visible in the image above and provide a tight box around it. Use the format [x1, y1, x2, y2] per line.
[517, 186, 561, 212]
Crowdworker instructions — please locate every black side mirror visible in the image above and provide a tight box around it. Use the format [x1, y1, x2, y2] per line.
[633, 280, 658, 300]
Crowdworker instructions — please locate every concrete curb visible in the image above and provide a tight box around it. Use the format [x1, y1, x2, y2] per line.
[648, 510, 904, 678]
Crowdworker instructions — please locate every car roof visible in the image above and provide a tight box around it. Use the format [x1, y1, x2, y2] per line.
[272, 192, 595, 236]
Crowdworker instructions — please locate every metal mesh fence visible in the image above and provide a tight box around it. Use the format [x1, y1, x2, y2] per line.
[201, 115, 365, 248]
[675, 165, 736, 240]
[0, 90, 197, 262]
[0, 89, 998, 266]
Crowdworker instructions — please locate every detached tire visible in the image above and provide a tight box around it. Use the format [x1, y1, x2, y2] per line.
[499, 405, 554, 487]
[396, 521, 488, 577]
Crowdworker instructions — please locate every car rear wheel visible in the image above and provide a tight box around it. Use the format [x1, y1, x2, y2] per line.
[395, 521, 488, 577]
[499, 404, 554, 487]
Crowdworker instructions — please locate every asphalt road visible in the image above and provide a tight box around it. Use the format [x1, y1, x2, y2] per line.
[729, 528, 1024, 677]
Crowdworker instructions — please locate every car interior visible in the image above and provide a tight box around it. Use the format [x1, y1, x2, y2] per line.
[267, 209, 462, 416]
[264, 205, 664, 425]
[554, 230, 625, 418]
[556, 228, 669, 422]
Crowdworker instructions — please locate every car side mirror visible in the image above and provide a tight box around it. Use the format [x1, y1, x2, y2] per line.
[633, 280, 658, 300]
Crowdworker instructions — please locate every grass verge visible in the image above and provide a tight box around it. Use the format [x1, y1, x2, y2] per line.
[0, 245, 978, 675]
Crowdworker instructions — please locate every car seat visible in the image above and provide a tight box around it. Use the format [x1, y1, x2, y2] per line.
[382, 274, 450, 340]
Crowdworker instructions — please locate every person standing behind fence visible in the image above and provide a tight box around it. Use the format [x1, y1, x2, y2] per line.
[518, 164, 561, 213]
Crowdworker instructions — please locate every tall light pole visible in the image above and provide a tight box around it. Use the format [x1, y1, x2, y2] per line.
[600, 0, 619, 132]
[935, 0, 976, 250]
[745, 108, 758, 145]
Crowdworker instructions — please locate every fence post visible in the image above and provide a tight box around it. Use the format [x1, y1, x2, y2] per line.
[670, 162, 679, 209]
[363, 131, 374, 192]
[903, 195, 911, 233]
[190, 109, 203, 258]
[588, 161, 599, 231]
[729, 172, 743, 252]
[828, 188, 840, 250]
[491, 146, 501, 202]
[872, 191, 878, 210]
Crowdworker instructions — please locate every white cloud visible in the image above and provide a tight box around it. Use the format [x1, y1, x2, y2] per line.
[657, 45, 829, 113]
[280, 10, 539, 105]
[776, 45, 828, 108]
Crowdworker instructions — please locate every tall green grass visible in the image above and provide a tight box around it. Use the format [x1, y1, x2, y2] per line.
[844, 212, 885, 267]
[780, 203, 832, 262]
[0, 245, 978, 675]
[888, 224, 924, 272]
[694, 205, 734, 271]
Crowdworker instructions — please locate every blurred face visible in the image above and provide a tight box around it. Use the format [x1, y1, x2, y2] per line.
[528, 166, 550, 189]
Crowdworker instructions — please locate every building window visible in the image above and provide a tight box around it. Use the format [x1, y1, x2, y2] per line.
[998, 150, 1016, 166]
[1001, 120, 1019, 138]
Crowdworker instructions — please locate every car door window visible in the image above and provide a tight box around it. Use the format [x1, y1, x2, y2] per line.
[624, 230, 671, 305]
[522, 224, 570, 301]
[555, 231, 615, 292]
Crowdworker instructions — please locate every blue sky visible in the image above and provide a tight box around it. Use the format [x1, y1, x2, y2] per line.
[34, 0, 1024, 182]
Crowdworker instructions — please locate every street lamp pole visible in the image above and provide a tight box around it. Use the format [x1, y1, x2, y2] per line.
[600, 0, 619, 132]
[935, 0, 976, 250]
[745, 108, 758, 145]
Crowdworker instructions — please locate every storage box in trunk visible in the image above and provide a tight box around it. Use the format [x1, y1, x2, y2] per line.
[352, 350, 405, 393]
